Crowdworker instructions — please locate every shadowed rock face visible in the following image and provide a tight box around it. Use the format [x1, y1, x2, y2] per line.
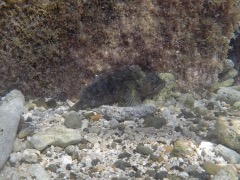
[72, 65, 165, 110]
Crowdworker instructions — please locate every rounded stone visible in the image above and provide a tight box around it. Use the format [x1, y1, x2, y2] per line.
[135, 144, 153, 156]
[63, 111, 84, 129]
[172, 139, 196, 157]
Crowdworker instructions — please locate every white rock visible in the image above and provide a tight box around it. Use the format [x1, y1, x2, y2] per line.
[215, 144, 240, 163]
[61, 155, 72, 167]
[81, 119, 89, 130]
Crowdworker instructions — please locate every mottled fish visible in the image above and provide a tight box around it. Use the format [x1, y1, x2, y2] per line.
[72, 65, 165, 110]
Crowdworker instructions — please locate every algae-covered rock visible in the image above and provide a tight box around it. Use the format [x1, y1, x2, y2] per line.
[0, 1, 240, 98]
[172, 139, 196, 157]
[217, 87, 240, 105]
[213, 79, 235, 91]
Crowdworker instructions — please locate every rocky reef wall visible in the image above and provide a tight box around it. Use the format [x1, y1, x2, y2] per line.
[0, 0, 240, 99]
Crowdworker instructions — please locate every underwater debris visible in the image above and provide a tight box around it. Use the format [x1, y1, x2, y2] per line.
[72, 65, 165, 110]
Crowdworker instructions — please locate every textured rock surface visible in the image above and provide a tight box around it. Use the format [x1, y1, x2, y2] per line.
[215, 144, 240, 163]
[217, 87, 240, 105]
[96, 104, 157, 121]
[27, 164, 51, 180]
[0, 1, 240, 98]
[63, 111, 84, 129]
[0, 90, 25, 169]
[172, 139, 196, 157]
[212, 166, 238, 180]
[217, 116, 240, 153]
[29, 125, 82, 151]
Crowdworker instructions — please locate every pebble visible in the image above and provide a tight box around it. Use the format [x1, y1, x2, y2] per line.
[113, 160, 131, 170]
[63, 111, 84, 129]
[21, 149, 39, 163]
[118, 152, 132, 159]
[46, 163, 59, 173]
[135, 144, 153, 156]
[155, 171, 168, 180]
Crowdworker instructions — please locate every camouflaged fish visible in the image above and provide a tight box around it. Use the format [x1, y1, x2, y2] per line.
[72, 65, 165, 110]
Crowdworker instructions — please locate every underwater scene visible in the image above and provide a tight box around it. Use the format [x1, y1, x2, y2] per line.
[0, 0, 240, 179]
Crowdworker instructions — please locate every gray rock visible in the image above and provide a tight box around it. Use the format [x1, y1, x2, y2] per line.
[212, 166, 238, 180]
[63, 111, 84, 129]
[216, 116, 240, 153]
[217, 87, 240, 105]
[155, 171, 168, 180]
[111, 177, 128, 180]
[91, 158, 101, 166]
[0, 167, 20, 180]
[113, 160, 131, 170]
[109, 119, 120, 129]
[27, 164, 51, 180]
[46, 163, 59, 173]
[65, 145, 75, 155]
[96, 104, 157, 121]
[118, 152, 132, 159]
[29, 125, 82, 151]
[9, 153, 22, 167]
[143, 116, 167, 129]
[0, 90, 25, 169]
[135, 144, 153, 156]
[215, 144, 240, 163]
[22, 149, 39, 163]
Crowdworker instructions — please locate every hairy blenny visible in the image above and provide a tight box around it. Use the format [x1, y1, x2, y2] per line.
[72, 65, 165, 110]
